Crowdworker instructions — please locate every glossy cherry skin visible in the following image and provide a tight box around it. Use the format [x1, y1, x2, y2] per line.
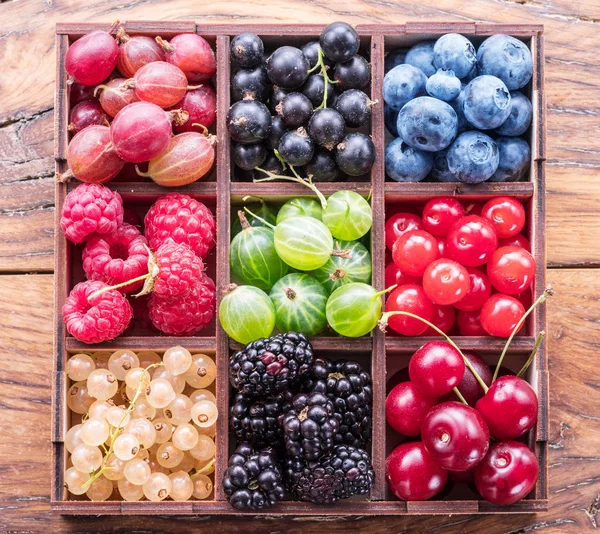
[456, 309, 486, 336]
[386, 284, 435, 336]
[422, 197, 466, 237]
[385, 262, 420, 290]
[409, 341, 465, 398]
[437, 238, 448, 258]
[514, 289, 532, 310]
[446, 215, 498, 267]
[463, 200, 484, 216]
[385, 212, 423, 250]
[487, 246, 536, 295]
[386, 442, 448, 501]
[421, 401, 490, 472]
[386, 381, 438, 436]
[454, 267, 492, 312]
[422, 259, 470, 305]
[481, 196, 526, 239]
[423, 304, 455, 335]
[475, 376, 538, 440]
[498, 233, 531, 252]
[448, 468, 474, 483]
[393, 230, 439, 277]
[474, 441, 539, 505]
[480, 294, 525, 337]
[443, 350, 493, 406]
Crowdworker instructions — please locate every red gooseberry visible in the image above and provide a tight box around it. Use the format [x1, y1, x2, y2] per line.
[487, 246, 536, 295]
[385, 284, 435, 336]
[481, 196, 526, 238]
[422, 259, 469, 306]
[446, 215, 498, 267]
[385, 212, 423, 250]
[453, 267, 492, 312]
[68, 100, 109, 134]
[480, 294, 525, 337]
[422, 197, 466, 237]
[95, 78, 138, 118]
[173, 85, 217, 133]
[156, 34, 217, 82]
[392, 230, 439, 277]
[70, 82, 97, 105]
[116, 27, 165, 77]
[65, 25, 119, 86]
[126, 61, 191, 109]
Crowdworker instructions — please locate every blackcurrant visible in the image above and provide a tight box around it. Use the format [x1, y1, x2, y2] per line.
[307, 108, 346, 150]
[301, 41, 332, 69]
[277, 92, 313, 127]
[278, 128, 314, 166]
[270, 85, 291, 113]
[335, 132, 375, 176]
[234, 142, 267, 170]
[320, 22, 360, 63]
[254, 152, 286, 179]
[231, 66, 269, 102]
[266, 46, 309, 90]
[302, 74, 336, 108]
[227, 100, 272, 143]
[230, 33, 265, 68]
[334, 55, 371, 90]
[334, 89, 372, 128]
[266, 115, 288, 150]
[306, 149, 340, 181]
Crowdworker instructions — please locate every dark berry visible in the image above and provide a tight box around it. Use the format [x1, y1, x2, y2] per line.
[301, 41, 332, 69]
[233, 143, 267, 171]
[334, 89, 372, 128]
[270, 85, 290, 113]
[305, 149, 340, 182]
[253, 152, 285, 180]
[302, 74, 336, 108]
[320, 22, 360, 63]
[227, 100, 272, 143]
[276, 92, 313, 127]
[334, 55, 371, 90]
[265, 115, 287, 150]
[307, 108, 345, 150]
[384, 103, 399, 137]
[385, 48, 407, 73]
[230, 33, 264, 68]
[278, 127, 314, 166]
[335, 132, 375, 176]
[231, 66, 269, 102]
[266, 46, 309, 90]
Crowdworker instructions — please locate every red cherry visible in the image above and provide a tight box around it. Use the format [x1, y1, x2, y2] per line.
[446, 215, 498, 267]
[481, 196, 526, 238]
[409, 341, 465, 397]
[392, 230, 439, 276]
[386, 368, 410, 394]
[475, 376, 538, 440]
[487, 246, 536, 295]
[456, 309, 486, 336]
[438, 238, 448, 258]
[474, 441, 539, 505]
[385, 284, 435, 336]
[448, 468, 474, 483]
[423, 304, 455, 335]
[386, 381, 438, 436]
[463, 200, 484, 216]
[422, 259, 470, 305]
[443, 350, 493, 406]
[454, 267, 492, 312]
[421, 401, 490, 471]
[385, 212, 423, 250]
[422, 197, 466, 237]
[386, 442, 448, 501]
[385, 262, 420, 290]
[514, 289, 533, 309]
[498, 233, 531, 252]
[480, 294, 525, 337]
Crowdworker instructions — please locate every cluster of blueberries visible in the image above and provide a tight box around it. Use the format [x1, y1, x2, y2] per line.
[383, 33, 533, 183]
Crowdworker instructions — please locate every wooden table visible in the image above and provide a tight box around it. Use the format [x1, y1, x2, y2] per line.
[1, 1, 599, 532]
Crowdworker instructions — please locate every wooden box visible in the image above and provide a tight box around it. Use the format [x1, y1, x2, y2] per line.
[52, 21, 547, 515]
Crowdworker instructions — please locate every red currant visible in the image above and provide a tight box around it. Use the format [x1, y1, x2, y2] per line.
[384, 262, 420, 290]
[480, 294, 525, 337]
[487, 246, 536, 295]
[446, 215, 498, 267]
[385, 284, 435, 336]
[481, 196, 526, 238]
[498, 233, 531, 252]
[385, 212, 423, 250]
[386, 381, 437, 436]
[423, 304, 455, 335]
[392, 230, 439, 277]
[456, 309, 486, 336]
[422, 259, 469, 305]
[454, 267, 492, 312]
[422, 197, 466, 237]
[409, 341, 465, 397]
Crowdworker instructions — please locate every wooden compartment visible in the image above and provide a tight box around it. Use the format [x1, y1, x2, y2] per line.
[52, 21, 546, 515]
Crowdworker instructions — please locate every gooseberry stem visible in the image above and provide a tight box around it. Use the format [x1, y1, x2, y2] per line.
[243, 207, 276, 229]
[517, 331, 545, 379]
[238, 210, 251, 230]
[379, 310, 489, 393]
[492, 287, 553, 382]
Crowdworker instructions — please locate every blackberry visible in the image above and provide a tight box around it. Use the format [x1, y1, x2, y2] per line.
[303, 358, 372, 447]
[229, 332, 314, 396]
[284, 445, 374, 503]
[223, 443, 284, 509]
[230, 391, 292, 448]
[281, 392, 338, 460]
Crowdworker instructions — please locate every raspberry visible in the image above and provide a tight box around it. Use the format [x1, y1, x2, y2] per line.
[60, 184, 124, 244]
[148, 273, 216, 335]
[82, 223, 149, 293]
[152, 241, 204, 300]
[62, 280, 132, 344]
[144, 193, 215, 259]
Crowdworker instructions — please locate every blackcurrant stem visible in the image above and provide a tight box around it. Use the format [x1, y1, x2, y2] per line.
[87, 273, 152, 301]
[492, 287, 554, 383]
[253, 166, 328, 209]
[517, 331, 545, 379]
[243, 207, 276, 230]
[273, 149, 287, 171]
[378, 310, 490, 393]
[313, 48, 338, 110]
[453, 387, 469, 406]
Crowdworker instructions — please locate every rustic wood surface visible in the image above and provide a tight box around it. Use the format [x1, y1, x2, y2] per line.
[0, 0, 599, 532]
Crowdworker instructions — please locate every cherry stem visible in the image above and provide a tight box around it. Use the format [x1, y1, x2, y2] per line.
[309, 47, 339, 110]
[517, 331, 545, 379]
[453, 387, 469, 406]
[87, 273, 152, 301]
[243, 206, 276, 230]
[379, 310, 490, 393]
[492, 287, 554, 382]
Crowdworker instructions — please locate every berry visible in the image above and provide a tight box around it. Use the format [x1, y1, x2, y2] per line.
[446, 215, 498, 267]
[385, 284, 435, 336]
[426, 68, 461, 102]
[152, 241, 205, 300]
[227, 100, 272, 143]
[409, 341, 465, 398]
[499, 233, 531, 251]
[385, 49, 407, 73]
[284, 445, 374, 503]
[392, 229, 439, 277]
[335, 133, 376, 176]
[62, 281, 132, 344]
[385, 212, 423, 250]
[444, 350, 493, 406]
[334, 89, 372, 128]
[302, 74, 336, 107]
[490, 136, 531, 182]
[65, 28, 119, 86]
[424, 303, 456, 335]
[384, 103, 399, 136]
[307, 108, 345, 150]
[233, 142, 266, 171]
[82, 223, 149, 293]
[301, 41, 332, 69]
[454, 267, 493, 311]
[477, 34, 533, 90]
[320, 22, 360, 63]
[383, 64, 427, 111]
[487, 246, 536, 295]
[386, 381, 437, 436]
[463, 75, 512, 130]
[481, 197, 526, 238]
[266, 46, 309, 89]
[480, 294, 525, 337]
[68, 100, 109, 134]
[405, 40, 436, 77]
[96, 78, 138, 118]
[116, 29, 165, 78]
[230, 33, 264, 68]
[229, 332, 314, 396]
[305, 149, 340, 181]
[433, 33, 476, 79]
[156, 34, 216, 83]
[422, 197, 466, 237]
[447, 131, 500, 183]
[385, 138, 433, 183]
[456, 309, 487, 336]
[172, 84, 217, 134]
[60, 183, 124, 244]
[265, 115, 287, 151]
[334, 55, 371, 90]
[144, 193, 215, 259]
[223, 443, 284, 509]
[278, 128, 314, 166]
[422, 259, 470, 305]
[495, 91, 533, 136]
[385, 262, 420, 289]
[282, 391, 338, 460]
[128, 61, 189, 109]
[231, 66, 269, 102]
[277, 92, 313, 127]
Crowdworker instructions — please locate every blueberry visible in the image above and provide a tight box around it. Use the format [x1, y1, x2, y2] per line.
[277, 92, 313, 128]
[477, 34, 533, 90]
[278, 128, 314, 166]
[384, 104, 399, 137]
[320, 22, 360, 63]
[495, 91, 533, 136]
[490, 136, 531, 182]
[447, 131, 499, 183]
[334, 89, 371, 128]
[426, 68, 461, 101]
[334, 55, 371, 90]
[463, 75, 512, 130]
[430, 150, 459, 182]
[385, 49, 407, 73]
[382, 64, 427, 111]
[461, 64, 478, 83]
[266, 46, 309, 90]
[234, 143, 267, 170]
[306, 149, 340, 181]
[231, 66, 269, 102]
[230, 33, 264, 68]
[405, 41, 436, 77]
[385, 138, 433, 182]
[266, 115, 288, 150]
[433, 34, 477, 79]
[397, 96, 458, 152]
[302, 74, 336, 108]
[335, 133, 375, 176]
[449, 88, 470, 134]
